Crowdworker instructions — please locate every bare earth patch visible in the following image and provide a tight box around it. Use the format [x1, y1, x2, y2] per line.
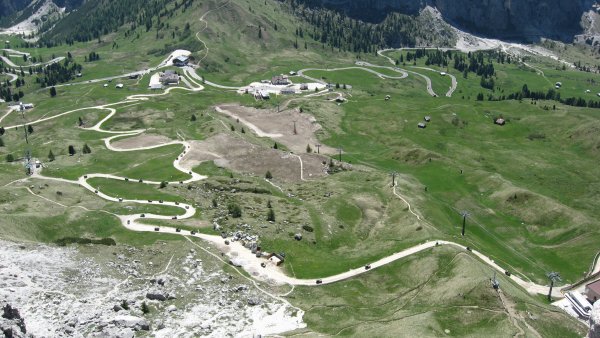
[215, 104, 337, 154]
[181, 133, 328, 182]
[111, 134, 172, 150]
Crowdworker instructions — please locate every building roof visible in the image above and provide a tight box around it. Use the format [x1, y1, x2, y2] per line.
[174, 55, 189, 62]
[587, 279, 600, 294]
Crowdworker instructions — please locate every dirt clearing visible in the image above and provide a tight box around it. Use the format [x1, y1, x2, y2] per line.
[181, 133, 328, 182]
[215, 104, 337, 154]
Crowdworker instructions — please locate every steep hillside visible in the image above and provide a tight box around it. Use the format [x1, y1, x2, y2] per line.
[295, 0, 598, 42]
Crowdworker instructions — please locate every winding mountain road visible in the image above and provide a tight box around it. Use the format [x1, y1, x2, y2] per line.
[0, 54, 64, 69]
[5, 10, 598, 300]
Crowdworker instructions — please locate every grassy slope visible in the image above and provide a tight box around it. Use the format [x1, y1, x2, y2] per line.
[0, 2, 598, 337]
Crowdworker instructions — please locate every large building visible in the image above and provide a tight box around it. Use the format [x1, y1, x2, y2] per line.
[271, 75, 290, 85]
[160, 70, 180, 85]
[173, 55, 189, 67]
[587, 280, 600, 303]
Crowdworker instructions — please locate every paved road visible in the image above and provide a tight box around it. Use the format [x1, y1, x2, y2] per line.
[3, 72, 18, 83]
[376, 49, 443, 97]
[4, 33, 590, 297]
[411, 66, 458, 97]
[183, 66, 239, 90]
[298, 65, 406, 83]
[0, 55, 64, 68]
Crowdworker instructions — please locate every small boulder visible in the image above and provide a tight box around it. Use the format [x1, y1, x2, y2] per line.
[112, 315, 150, 331]
[247, 298, 261, 306]
[146, 290, 168, 301]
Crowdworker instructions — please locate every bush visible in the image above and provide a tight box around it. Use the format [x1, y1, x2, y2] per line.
[6, 154, 15, 162]
[265, 171, 273, 179]
[302, 225, 314, 232]
[228, 203, 242, 218]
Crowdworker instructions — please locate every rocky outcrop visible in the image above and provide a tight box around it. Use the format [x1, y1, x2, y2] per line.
[1, 303, 27, 338]
[111, 315, 150, 331]
[316, 0, 597, 42]
[591, 301, 600, 338]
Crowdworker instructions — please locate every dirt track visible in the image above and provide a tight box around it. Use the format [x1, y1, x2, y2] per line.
[111, 134, 172, 149]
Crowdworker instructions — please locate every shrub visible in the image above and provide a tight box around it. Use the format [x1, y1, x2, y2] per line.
[228, 203, 242, 218]
[302, 225, 314, 232]
[265, 171, 273, 179]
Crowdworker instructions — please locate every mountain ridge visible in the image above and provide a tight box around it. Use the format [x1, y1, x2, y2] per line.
[295, 0, 599, 42]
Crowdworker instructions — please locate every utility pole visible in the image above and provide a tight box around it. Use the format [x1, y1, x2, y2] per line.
[20, 105, 32, 175]
[315, 144, 321, 154]
[461, 211, 470, 236]
[547, 272, 561, 302]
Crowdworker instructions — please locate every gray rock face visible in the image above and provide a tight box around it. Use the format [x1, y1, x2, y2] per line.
[111, 315, 150, 331]
[146, 290, 169, 301]
[1, 303, 27, 338]
[590, 301, 600, 338]
[317, 0, 596, 41]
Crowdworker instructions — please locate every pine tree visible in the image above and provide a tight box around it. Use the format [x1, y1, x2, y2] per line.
[6, 154, 15, 162]
[267, 208, 275, 222]
[267, 200, 272, 208]
[306, 144, 312, 153]
[48, 150, 55, 161]
[49, 86, 57, 97]
[258, 25, 262, 39]
[141, 302, 150, 314]
[265, 171, 273, 179]
[78, 117, 84, 126]
[0, 137, 3, 147]
[159, 181, 167, 188]
[27, 125, 33, 134]
[273, 142, 278, 149]
[0, 127, 5, 135]
[68, 145, 76, 156]
[82, 143, 91, 154]
[121, 300, 129, 310]
[190, 114, 197, 121]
